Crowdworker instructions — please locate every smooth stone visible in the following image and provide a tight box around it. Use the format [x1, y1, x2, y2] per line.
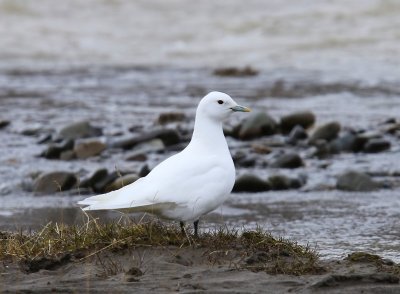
[111, 129, 180, 150]
[251, 143, 272, 154]
[309, 122, 341, 144]
[232, 174, 270, 192]
[233, 151, 257, 167]
[0, 120, 10, 129]
[382, 123, 400, 134]
[139, 164, 151, 177]
[80, 168, 108, 189]
[213, 66, 258, 77]
[134, 139, 165, 153]
[126, 152, 148, 162]
[40, 139, 74, 159]
[37, 134, 52, 144]
[311, 140, 331, 158]
[363, 139, 391, 153]
[237, 112, 278, 140]
[336, 171, 380, 192]
[34, 171, 77, 194]
[329, 131, 357, 153]
[74, 140, 106, 159]
[59, 121, 102, 140]
[21, 127, 52, 136]
[280, 111, 315, 134]
[287, 125, 308, 145]
[158, 112, 186, 125]
[105, 174, 140, 192]
[270, 153, 304, 169]
[93, 171, 120, 193]
[267, 175, 304, 190]
[59, 150, 76, 161]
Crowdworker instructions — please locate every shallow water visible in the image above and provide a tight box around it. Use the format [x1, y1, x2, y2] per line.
[1, 0, 400, 82]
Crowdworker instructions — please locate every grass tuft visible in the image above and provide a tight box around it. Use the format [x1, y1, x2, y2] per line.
[0, 218, 322, 275]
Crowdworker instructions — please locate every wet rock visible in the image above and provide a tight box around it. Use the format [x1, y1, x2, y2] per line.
[40, 139, 74, 159]
[134, 139, 165, 153]
[0, 120, 10, 129]
[270, 153, 304, 169]
[236, 112, 278, 140]
[139, 165, 151, 177]
[111, 129, 180, 150]
[287, 125, 308, 144]
[329, 131, 357, 153]
[59, 121, 102, 140]
[74, 140, 106, 159]
[363, 139, 391, 153]
[92, 171, 120, 193]
[105, 174, 140, 192]
[382, 123, 400, 134]
[80, 169, 108, 189]
[213, 66, 258, 77]
[336, 171, 380, 192]
[126, 152, 148, 162]
[37, 133, 52, 144]
[345, 252, 383, 264]
[232, 174, 270, 192]
[251, 143, 272, 154]
[34, 171, 77, 194]
[310, 140, 331, 158]
[233, 151, 257, 167]
[60, 150, 76, 161]
[309, 122, 341, 144]
[267, 175, 305, 190]
[280, 111, 316, 134]
[21, 127, 51, 136]
[158, 112, 186, 125]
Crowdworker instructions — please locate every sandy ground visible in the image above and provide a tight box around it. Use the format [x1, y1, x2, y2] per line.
[1, 246, 399, 293]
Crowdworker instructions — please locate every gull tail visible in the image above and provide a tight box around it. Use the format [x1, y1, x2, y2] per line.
[77, 178, 163, 212]
[77, 190, 121, 211]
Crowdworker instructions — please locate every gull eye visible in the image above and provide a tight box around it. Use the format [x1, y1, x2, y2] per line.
[217, 100, 224, 104]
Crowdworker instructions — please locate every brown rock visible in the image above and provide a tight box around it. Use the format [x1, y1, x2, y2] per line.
[74, 140, 106, 159]
[34, 171, 77, 194]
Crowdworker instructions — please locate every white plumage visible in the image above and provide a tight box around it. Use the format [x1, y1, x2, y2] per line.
[78, 91, 250, 234]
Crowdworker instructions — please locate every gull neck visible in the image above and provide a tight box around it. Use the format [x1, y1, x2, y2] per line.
[188, 113, 228, 154]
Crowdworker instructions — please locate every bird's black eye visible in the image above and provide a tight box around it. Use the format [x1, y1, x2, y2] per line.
[217, 100, 224, 104]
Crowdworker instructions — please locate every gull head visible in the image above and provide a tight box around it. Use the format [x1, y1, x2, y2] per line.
[197, 91, 251, 122]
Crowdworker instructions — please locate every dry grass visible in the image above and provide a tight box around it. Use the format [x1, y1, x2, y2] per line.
[0, 217, 322, 275]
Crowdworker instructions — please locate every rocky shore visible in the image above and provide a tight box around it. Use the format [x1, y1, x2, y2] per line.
[1, 76, 396, 197]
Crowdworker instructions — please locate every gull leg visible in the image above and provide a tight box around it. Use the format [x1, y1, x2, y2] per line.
[180, 221, 186, 234]
[193, 220, 199, 237]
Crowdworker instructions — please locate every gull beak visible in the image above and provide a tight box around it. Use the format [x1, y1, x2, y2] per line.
[231, 105, 251, 112]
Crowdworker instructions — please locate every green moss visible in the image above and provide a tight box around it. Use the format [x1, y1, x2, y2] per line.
[346, 252, 383, 263]
[0, 219, 321, 275]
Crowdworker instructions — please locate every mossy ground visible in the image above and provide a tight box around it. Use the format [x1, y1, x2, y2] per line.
[0, 217, 322, 275]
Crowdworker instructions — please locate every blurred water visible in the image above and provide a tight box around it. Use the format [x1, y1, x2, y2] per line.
[1, 0, 400, 81]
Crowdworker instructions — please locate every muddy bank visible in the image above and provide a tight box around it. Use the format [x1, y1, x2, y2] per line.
[0, 221, 399, 293]
[1, 247, 399, 293]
